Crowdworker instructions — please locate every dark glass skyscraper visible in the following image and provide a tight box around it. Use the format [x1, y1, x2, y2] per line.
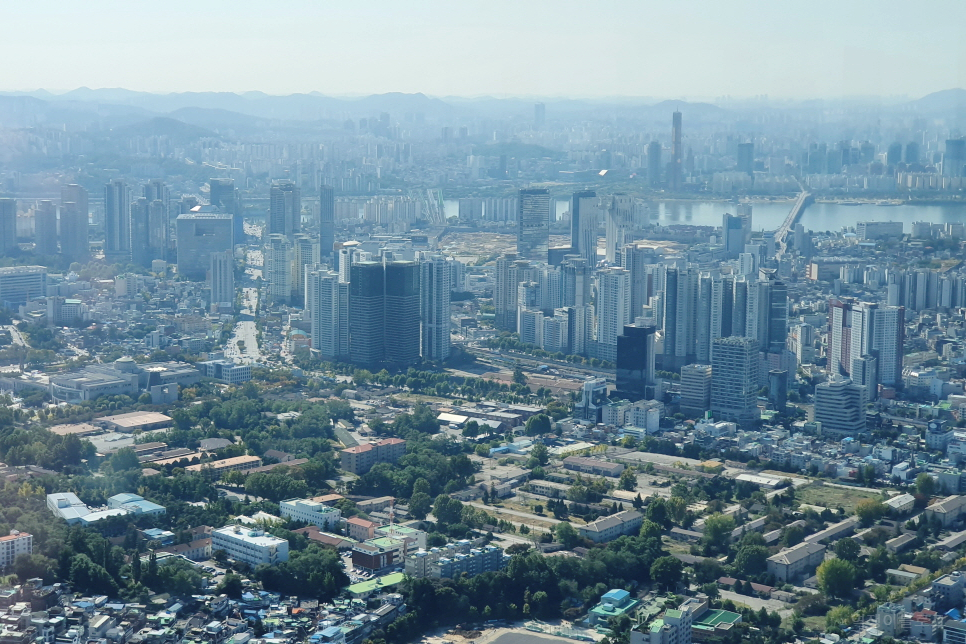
[570, 190, 596, 256]
[104, 179, 131, 262]
[670, 111, 683, 190]
[210, 178, 242, 244]
[60, 184, 89, 263]
[517, 188, 550, 262]
[349, 260, 420, 367]
[616, 325, 656, 401]
[269, 180, 300, 237]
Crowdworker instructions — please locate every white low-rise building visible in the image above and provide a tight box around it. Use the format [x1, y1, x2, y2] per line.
[279, 498, 342, 530]
[211, 525, 289, 567]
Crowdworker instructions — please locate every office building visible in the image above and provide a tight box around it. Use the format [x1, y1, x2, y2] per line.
[209, 178, 242, 244]
[104, 179, 132, 262]
[0, 199, 15, 255]
[306, 267, 349, 361]
[211, 525, 288, 567]
[176, 210, 233, 281]
[494, 254, 534, 331]
[768, 369, 787, 413]
[680, 364, 713, 415]
[340, 438, 406, 475]
[385, 261, 421, 365]
[209, 251, 234, 308]
[670, 111, 683, 190]
[419, 255, 451, 361]
[571, 190, 598, 264]
[279, 498, 342, 530]
[647, 141, 662, 187]
[710, 336, 759, 427]
[856, 221, 903, 240]
[722, 213, 744, 257]
[348, 261, 420, 367]
[944, 139, 965, 178]
[615, 325, 656, 401]
[0, 266, 46, 307]
[264, 233, 293, 303]
[813, 376, 866, 436]
[737, 142, 754, 176]
[197, 360, 252, 384]
[517, 188, 551, 261]
[269, 180, 301, 237]
[33, 200, 57, 256]
[319, 184, 335, 258]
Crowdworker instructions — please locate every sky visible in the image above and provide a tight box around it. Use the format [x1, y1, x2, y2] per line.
[2, 0, 965, 100]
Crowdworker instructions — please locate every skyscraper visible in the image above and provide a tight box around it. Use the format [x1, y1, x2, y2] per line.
[711, 336, 759, 427]
[349, 261, 420, 367]
[264, 233, 293, 303]
[736, 142, 754, 176]
[722, 213, 745, 257]
[209, 250, 235, 308]
[292, 234, 320, 303]
[943, 139, 966, 178]
[595, 267, 631, 362]
[517, 188, 550, 262]
[570, 190, 597, 262]
[60, 184, 89, 263]
[306, 266, 349, 361]
[269, 180, 301, 238]
[176, 210, 234, 281]
[680, 364, 713, 416]
[647, 141, 662, 187]
[814, 376, 866, 436]
[130, 198, 152, 268]
[670, 111, 683, 190]
[209, 178, 242, 244]
[104, 179, 132, 262]
[604, 193, 634, 263]
[0, 199, 16, 254]
[621, 244, 658, 319]
[33, 200, 57, 256]
[419, 255, 451, 361]
[615, 325, 656, 401]
[494, 254, 534, 331]
[319, 184, 335, 259]
[148, 199, 168, 261]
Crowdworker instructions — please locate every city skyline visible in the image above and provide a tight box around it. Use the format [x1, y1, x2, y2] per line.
[1, 1, 965, 100]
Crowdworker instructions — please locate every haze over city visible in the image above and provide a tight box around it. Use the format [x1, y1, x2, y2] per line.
[2, 5, 966, 644]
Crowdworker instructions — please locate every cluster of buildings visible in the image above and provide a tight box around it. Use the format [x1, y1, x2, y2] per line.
[46, 492, 165, 527]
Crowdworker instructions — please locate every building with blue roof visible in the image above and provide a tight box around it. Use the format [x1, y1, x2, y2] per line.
[588, 588, 639, 625]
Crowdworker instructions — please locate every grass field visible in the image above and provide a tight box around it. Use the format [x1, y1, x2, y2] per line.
[796, 483, 881, 514]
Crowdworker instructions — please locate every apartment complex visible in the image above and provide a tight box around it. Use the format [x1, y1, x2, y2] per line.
[340, 438, 406, 475]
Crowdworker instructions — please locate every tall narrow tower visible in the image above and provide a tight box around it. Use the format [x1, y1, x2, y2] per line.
[670, 111, 683, 191]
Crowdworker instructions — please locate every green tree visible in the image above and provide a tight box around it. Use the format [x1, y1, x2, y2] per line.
[834, 538, 860, 562]
[639, 520, 663, 540]
[107, 447, 141, 472]
[554, 522, 580, 549]
[529, 443, 549, 466]
[524, 414, 551, 436]
[513, 368, 527, 386]
[432, 494, 464, 525]
[734, 545, 769, 577]
[650, 556, 684, 591]
[855, 498, 888, 527]
[618, 467, 637, 491]
[702, 514, 735, 553]
[916, 472, 936, 497]
[462, 420, 480, 438]
[409, 492, 432, 521]
[817, 558, 856, 599]
[217, 573, 244, 599]
[825, 604, 855, 631]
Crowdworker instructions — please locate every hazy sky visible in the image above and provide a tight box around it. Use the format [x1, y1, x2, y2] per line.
[3, 0, 965, 99]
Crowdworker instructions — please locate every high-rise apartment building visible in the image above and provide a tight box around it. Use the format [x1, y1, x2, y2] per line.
[264, 233, 293, 303]
[419, 255, 451, 361]
[292, 234, 320, 303]
[130, 198, 152, 268]
[621, 244, 658, 320]
[494, 254, 534, 331]
[176, 210, 234, 281]
[0, 199, 16, 254]
[33, 200, 57, 256]
[829, 298, 904, 388]
[306, 266, 349, 361]
[209, 251, 235, 309]
[269, 180, 301, 238]
[58, 188, 86, 261]
[319, 184, 335, 259]
[596, 267, 631, 360]
[104, 180, 132, 262]
[604, 193, 633, 263]
[517, 188, 550, 262]
[711, 336, 759, 427]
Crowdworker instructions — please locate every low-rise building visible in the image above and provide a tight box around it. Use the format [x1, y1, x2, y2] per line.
[197, 360, 252, 384]
[340, 439, 406, 475]
[46, 493, 89, 524]
[0, 531, 31, 569]
[404, 541, 505, 579]
[578, 510, 643, 543]
[185, 455, 262, 476]
[766, 541, 826, 583]
[588, 589, 640, 625]
[211, 525, 289, 567]
[925, 496, 966, 527]
[563, 455, 625, 477]
[279, 499, 342, 530]
[347, 517, 378, 542]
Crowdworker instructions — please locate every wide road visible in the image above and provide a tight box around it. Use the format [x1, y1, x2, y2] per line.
[224, 287, 261, 364]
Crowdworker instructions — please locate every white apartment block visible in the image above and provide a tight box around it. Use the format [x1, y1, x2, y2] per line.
[211, 525, 289, 567]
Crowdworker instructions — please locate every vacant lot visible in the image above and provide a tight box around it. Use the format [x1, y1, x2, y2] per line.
[796, 483, 880, 514]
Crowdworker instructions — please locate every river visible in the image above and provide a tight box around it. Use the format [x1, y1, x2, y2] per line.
[444, 198, 966, 234]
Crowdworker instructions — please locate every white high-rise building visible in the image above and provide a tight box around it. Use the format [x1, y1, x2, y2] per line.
[209, 251, 234, 309]
[265, 234, 293, 303]
[738, 252, 757, 276]
[596, 267, 631, 348]
[419, 255, 451, 361]
[604, 194, 634, 263]
[814, 376, 866, 436]
[306, 266, 349, 361]
[292, 235, 320, 302]
[711, 336, 759, 427]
